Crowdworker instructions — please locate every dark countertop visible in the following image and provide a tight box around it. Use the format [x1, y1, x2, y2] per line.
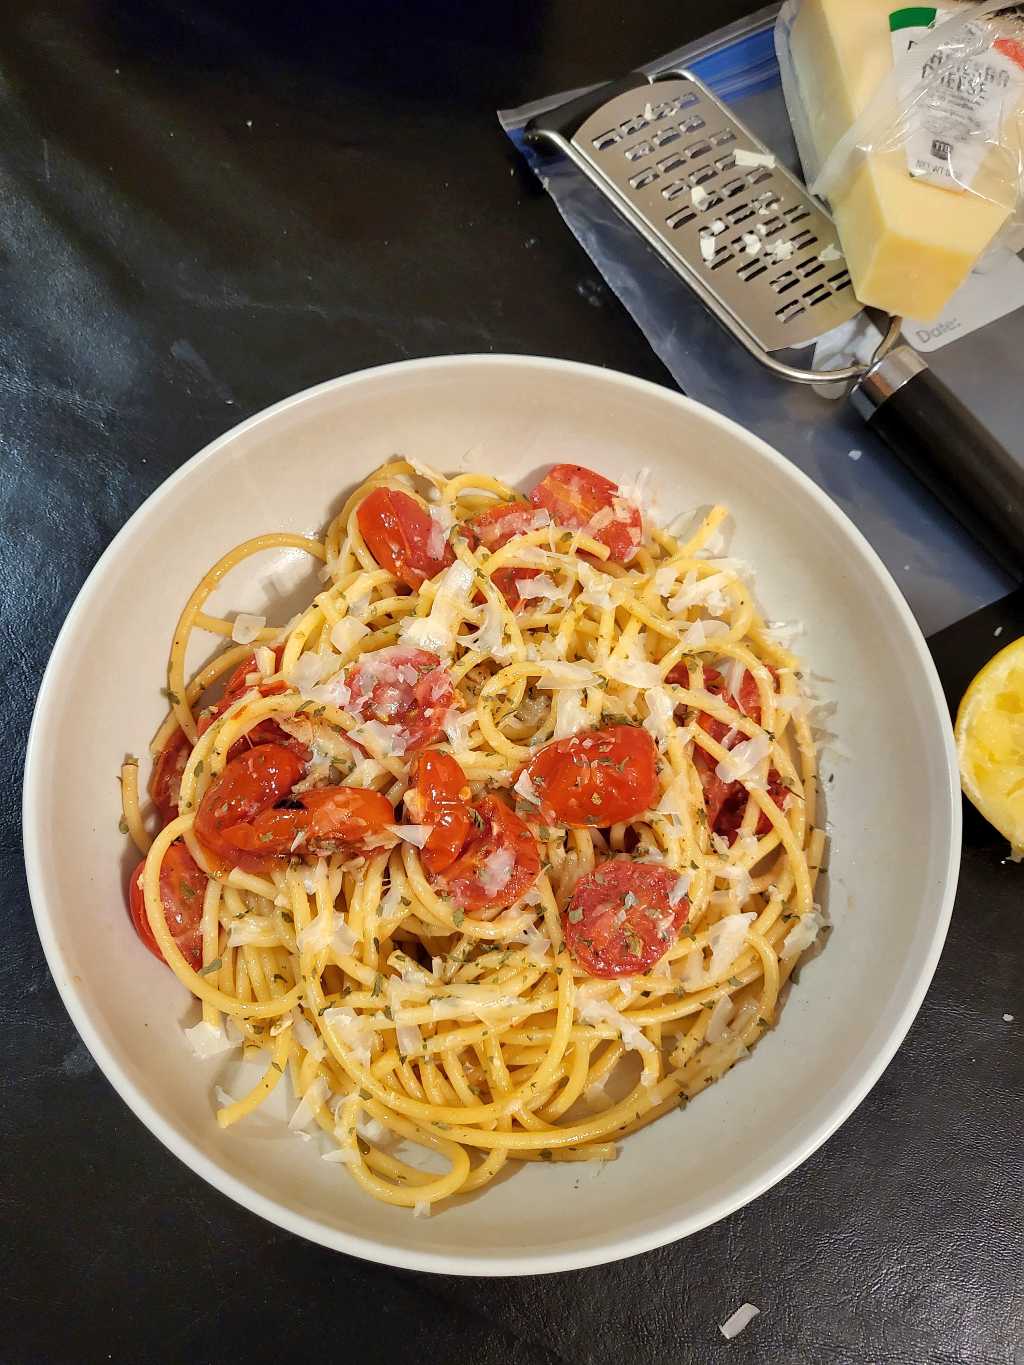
[3, 3, 1022, 1361]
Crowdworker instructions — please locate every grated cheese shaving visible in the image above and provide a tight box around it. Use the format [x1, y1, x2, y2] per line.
[330, 617, 371, 655]
[183, 1020, 236, 1059]
[387, 823, 434, 849]
[781, 909, 826, 961]
[535, 661, 598, 690]
[715, 731, 771, 785]
[399, 560, 474, 656]
[719, 1303, 760, 1340]
[231, 612, 266, 645]
[681, 618, 730, 647]
[288, 1075, 330, 1131]
[553, 688, 590, 739]
[578, 998, 655, 1054]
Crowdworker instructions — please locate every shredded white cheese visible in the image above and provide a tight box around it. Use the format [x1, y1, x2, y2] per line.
[464, 599, 504, 657]
[512, 919, 552, 966]
[781, 909, 826, 961]
[734, 148, 775, 169]
[426, 504, 455, 559]
[535, 661, 598, 690]
[330, 617, 371, 655]
[231, 612, 266, 645]
[296, 909, 336, 955]
[715, 732, 771, 786]
[348, 718, 407, 759]
[553, 689, 590, 739]
[321, 1147, 356, 1165]
[323, 1007, 374, 1068]
[513, 770, 541, 805]
[668, 570, 732, 617]
[396, 1021, 423, 1057]
[399, 560, 474, 656]
[669, 872, 691, 906]
[291, 1011, 327, 1061]
[643, 685, 676, 748]
[387, 823, 434, 849]
[183, 1020, 236, 1059]
[681, 618, 730, 647]
[287, 651, 334, 697]
[288, 1075, 330, 1131]
[226, 916, 276, 947]
[479, 847, 515, 896]
[707, 912, 756, 979]
[517, 572, 569, 605]
[602, 656, 662, 689]
[719, 1303, 760, 1340]
[578, 998, 655, 1054]
[253, 644, 276, 677]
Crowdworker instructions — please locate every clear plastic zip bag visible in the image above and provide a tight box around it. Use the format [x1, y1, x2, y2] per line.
[498, 5, 1013, 633]
[777, 0, 1024, 321]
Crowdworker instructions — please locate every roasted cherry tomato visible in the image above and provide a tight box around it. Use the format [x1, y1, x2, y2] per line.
[346, 646, 456, 754]
[563, 860, 688, 979]
[195, 645, 308, 761]
[356, 487, 453, 590]
[667, 664, 786, 842]
[194, 742, 306, 871]
[529, 463, 642, 564]
[149, 728, 191, 825]
[245, 786, 396, 858]
[408, 750, 473, 875]
[128, 842, 207, 970]
[438, 794, 540, 914]
[469, 502, 541, 608]
[516, 724, 659, 828]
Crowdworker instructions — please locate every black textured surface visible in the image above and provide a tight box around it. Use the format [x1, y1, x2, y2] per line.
[4, 3, 1023, 1362]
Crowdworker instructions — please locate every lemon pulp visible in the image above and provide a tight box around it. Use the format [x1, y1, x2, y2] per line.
[955, 636, 1024, 853]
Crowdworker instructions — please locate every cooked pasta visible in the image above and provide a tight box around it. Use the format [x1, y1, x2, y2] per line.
[121, 457, 826, 1215]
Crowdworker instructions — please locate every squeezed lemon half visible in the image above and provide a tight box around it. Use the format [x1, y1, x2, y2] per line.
[955, 636, 1024, 855]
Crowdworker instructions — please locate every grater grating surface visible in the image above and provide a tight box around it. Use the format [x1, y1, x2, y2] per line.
[540, 72, 865, 360]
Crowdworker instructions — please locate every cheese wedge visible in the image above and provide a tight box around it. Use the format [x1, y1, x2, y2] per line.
[790, 0, 1022, 320]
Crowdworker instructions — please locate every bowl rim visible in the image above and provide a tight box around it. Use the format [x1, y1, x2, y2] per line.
[22, 353, 961, 1276]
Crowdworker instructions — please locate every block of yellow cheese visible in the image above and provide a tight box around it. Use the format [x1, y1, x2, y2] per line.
[790, 0, 1020, 320]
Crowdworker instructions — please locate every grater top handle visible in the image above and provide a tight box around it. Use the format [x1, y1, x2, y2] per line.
[526, 73, 649, 144]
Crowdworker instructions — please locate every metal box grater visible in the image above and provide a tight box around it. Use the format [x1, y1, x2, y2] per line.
[529, 70, 872, 379]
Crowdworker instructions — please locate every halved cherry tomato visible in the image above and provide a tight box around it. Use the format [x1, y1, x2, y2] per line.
[563, 860, 687, 979]
[516, 724, 659, 828]
[127, 842, 207, 970]
[437, 794, 540, 914]
[194, 742, 306, 871]
[149, 728, 191, 825]
[347, 646, 456, 754]
[408, 750, 473, 875]
[529, 463, 642, 564]
[196, 645, 308, 762]
[667, 664, 785, 842]
[245, 786, 396, 858]
[357, 487, 453, 590]
[469, 502, 541, 608]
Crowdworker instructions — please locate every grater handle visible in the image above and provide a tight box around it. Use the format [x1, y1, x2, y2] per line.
[525, 74, 650, 145]
[851, 345, 1024, 582]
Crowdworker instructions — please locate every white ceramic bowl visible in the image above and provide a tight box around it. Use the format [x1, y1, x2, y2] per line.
[23, 355, 960, 1275]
